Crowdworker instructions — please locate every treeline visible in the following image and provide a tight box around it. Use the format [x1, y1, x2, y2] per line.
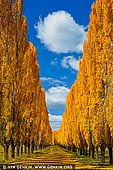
[53, 0, 113, 164]
[0, 0, 52, 160]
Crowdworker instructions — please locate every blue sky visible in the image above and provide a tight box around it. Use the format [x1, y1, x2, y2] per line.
[24, 0, 95, 130]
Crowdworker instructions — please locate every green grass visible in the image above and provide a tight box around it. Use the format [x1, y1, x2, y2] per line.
[0, 145, 52, 165]
[55, 146, 113, 168]
[61, 146, 113, 168]
[1, 145, 113, 169]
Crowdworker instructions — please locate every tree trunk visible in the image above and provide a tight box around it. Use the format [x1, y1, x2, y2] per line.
[37, 145, 40, 150]
[28, 143, 30, 154]
[71, 145, 75, 152]
[95, 146, 98, 160]
[77, 148, 79, 155]
[68, 146, 71, 151]
[24, 144, 27, 154]
[85, 147, 88, 156]
[16, 142, 20, 156]
[108, 146, 113, 164]
[80, 148, 82, 155]
[100, 144, 105, 163]
[92, 144, 95, 159]
[31, 139, 34, 154]
[35, 145, 38, 151]
[21, 145, 23, 155]
[11, 140, 15, 158]
[82, 147, 85, 155]
[4, 144, 9, 160]
[89, 147, 91, 157]
[72, 145, 76, 152]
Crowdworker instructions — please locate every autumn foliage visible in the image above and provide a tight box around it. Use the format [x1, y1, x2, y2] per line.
[54, 0, 113, 164]
[0, 0, 52, 160]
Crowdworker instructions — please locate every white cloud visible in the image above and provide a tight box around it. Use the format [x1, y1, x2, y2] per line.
[61, 55, 79, 71]
[35, 10, 86, 53]
[60, 76, 68, 80]
[40, 77, 66, 86]
[50, 58, 58, 65]
[46, 86, 69, 109]
[49, 114, 62, 130]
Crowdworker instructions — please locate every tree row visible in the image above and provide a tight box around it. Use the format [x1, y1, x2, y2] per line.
[53, 0, 113, 164]
[0, 0, 52, 160]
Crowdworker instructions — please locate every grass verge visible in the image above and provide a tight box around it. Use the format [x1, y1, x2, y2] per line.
[0, 145, 52, 165]
[59, 146, 113, 168]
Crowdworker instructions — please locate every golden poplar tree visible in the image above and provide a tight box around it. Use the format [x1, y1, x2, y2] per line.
[38, 88, 52, 148]
[0, 0, 52, 160]
[57, 0, 113, 164]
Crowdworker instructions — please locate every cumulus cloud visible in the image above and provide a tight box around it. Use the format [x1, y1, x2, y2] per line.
[35, 10, 86, 53]
[46, 86, 69, 109]
[61, 55, 79, 71]
[40, 77, 66, 86]
[49, 114, 62, 130]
